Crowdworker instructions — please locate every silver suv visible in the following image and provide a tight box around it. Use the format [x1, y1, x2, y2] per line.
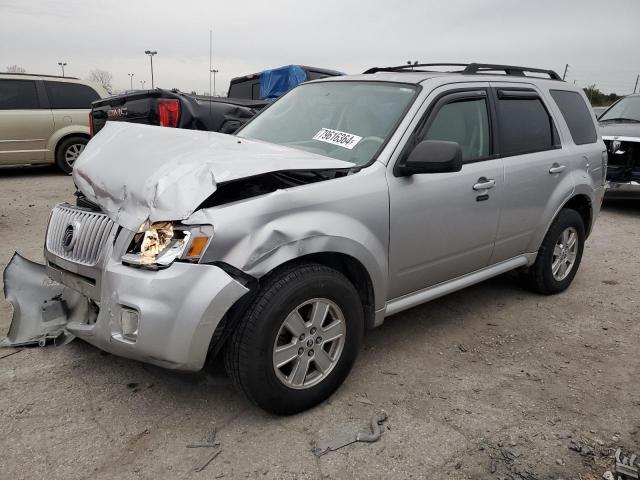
[2, 63, 606, 414]
[0, 73, 107, 173]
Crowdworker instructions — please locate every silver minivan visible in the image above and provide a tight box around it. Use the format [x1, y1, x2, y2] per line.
[0, 73, 107, 173]
[2, 63, 606, 414]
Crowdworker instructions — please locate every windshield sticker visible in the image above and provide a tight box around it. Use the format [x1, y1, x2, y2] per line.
[313, 128, 362, 150]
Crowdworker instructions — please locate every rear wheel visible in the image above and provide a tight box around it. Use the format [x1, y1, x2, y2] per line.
[526, 208, 585, 294]
[224, 263, 364, 415]
[55, 136, 88, 174]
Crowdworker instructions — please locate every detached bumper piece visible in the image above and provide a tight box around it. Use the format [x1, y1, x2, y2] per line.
[1, 253, 90, 347]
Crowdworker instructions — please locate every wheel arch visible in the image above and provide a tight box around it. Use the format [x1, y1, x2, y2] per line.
[562, 194, 593, 237]
[266, 252, 377, 330]
[46, 128, 90, 163]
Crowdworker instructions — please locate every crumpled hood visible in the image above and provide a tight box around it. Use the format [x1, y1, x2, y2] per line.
[599, 122, 640, 139]
[73, 122, 354, 231]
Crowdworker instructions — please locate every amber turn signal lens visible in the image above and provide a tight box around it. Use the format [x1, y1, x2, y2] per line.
[187, 236, 209, 258]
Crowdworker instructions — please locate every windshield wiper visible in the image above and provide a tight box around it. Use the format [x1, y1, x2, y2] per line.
[600, 117, 640, 124]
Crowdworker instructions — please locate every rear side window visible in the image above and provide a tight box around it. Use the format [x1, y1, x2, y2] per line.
[0, 79, 39, 110]
[549, 90, 597, 145]
[306, 71, 332, 81]
[496, 91, 556, 156]
[44, 81, 100, 109]
[228, 79, 259, 99]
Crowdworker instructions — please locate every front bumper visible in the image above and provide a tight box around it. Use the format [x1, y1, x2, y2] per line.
[1, 253, 249, 371]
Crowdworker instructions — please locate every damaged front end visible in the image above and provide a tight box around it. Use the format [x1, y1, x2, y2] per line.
[604, 137, 640, 184]
[603, 136, 640, 198]
[1, 253, 93, 347]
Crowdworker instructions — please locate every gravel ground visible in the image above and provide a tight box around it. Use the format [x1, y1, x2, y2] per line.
[0, 165, 638, 480]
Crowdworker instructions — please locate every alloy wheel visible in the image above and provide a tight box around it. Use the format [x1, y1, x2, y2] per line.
[64, 143, 85, 168]
[551, 226, 578, 281]
[272, 298, 346, 390]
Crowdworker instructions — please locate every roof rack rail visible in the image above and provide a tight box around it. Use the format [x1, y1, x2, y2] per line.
[363, 62, 562, 80]
[1, 72, 79, 80]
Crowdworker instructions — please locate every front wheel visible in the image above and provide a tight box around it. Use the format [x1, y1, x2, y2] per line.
[526, 208, 585, 294]
[224, 263, 364, 415]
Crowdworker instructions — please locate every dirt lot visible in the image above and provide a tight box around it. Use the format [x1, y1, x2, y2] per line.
[0, 165, 638, 480]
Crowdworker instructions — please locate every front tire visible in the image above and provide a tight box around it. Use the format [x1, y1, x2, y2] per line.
[224, 263, 364, 415]
[55, 136, 88, 174]
[526, 208, 585, 294]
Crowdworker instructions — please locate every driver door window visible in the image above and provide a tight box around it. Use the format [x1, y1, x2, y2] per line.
[419, 97, 490, 162]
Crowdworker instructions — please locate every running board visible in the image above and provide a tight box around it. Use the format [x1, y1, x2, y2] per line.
[384, 255, 534, 317]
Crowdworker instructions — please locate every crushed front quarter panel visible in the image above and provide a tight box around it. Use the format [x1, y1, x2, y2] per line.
[73, 122, 354, 231]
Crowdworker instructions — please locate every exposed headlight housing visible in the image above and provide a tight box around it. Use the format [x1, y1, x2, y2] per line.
[122, 222, 213, 269]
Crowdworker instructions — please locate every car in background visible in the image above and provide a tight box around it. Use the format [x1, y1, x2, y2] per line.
[592, 106, 607, 119]
[227, 65, 343, 101]
[599, 94, 640, 198]
[90, 65, 343, 139]
[0, 73, 108, 173]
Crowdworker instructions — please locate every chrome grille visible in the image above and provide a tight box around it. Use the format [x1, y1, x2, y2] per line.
[46, 205, 116, 266]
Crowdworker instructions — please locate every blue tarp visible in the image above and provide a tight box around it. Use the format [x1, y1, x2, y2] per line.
[259, 65, 307, 101]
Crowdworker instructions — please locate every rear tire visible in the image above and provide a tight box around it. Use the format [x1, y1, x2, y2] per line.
[224, 263, 364, 415]
[55, 136, 88, 174]
[526, 208, 585, 294]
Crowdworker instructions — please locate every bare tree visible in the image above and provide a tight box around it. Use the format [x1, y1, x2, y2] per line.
[88, 69, 113, 92]
[6, 64, 26, 73]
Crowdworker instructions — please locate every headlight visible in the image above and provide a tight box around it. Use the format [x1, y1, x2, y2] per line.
[122, 222, 213, 269]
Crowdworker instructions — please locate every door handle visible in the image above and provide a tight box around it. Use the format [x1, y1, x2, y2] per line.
[472, 177, 496, 191]
[549, 164, 566, 174]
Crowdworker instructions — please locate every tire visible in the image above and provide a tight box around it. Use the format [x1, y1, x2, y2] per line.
[224, 263, 364, 415]
[526, 208, 585, 295]
[55, 136, 88, 174]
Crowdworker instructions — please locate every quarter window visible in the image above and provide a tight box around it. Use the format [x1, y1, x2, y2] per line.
[550, 90, 597, 145]
[422, 98, 490, 162]
[44, 81, 100, 109]
[0, 79, 39, 110]
[496, 93, 556, 156]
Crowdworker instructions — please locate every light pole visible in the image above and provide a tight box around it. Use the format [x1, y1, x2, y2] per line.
[144, 50, 157, 88]
[210, 69, 219, 96]
[127, 73, 134, 90]
[140, 80, 146, 89]
[58, 62, 67, 77]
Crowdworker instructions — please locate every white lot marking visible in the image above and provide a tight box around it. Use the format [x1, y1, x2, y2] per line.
[313, 128, 362, 150]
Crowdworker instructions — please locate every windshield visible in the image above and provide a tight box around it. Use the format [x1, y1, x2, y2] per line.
[237, 81, 418, 166]
[599, 96, 640, 123]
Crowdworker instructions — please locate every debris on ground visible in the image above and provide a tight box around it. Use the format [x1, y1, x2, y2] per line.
[615, 448, 639, 479]
[312, 411, 388, 457]
[190, 426, 221, 472]
[354, 394, 374, 406]
[194, 449, 221, 473]
[483, 444, 539, 480]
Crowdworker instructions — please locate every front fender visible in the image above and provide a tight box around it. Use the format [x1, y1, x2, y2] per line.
[242, 232, 387, 312]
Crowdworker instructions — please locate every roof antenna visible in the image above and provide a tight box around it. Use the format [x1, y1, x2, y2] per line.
[406, 60, 418, 71]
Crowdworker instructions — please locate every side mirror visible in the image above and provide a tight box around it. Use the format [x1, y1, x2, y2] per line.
[395, 140, 463, 176]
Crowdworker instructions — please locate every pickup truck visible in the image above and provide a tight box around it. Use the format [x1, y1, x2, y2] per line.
[90, 65, 342, 136]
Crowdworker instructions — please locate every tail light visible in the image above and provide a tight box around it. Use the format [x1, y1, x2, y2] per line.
[157, 99, 180, 128]
[89, 111, 94, 137]
[601, 150, 608, 186]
